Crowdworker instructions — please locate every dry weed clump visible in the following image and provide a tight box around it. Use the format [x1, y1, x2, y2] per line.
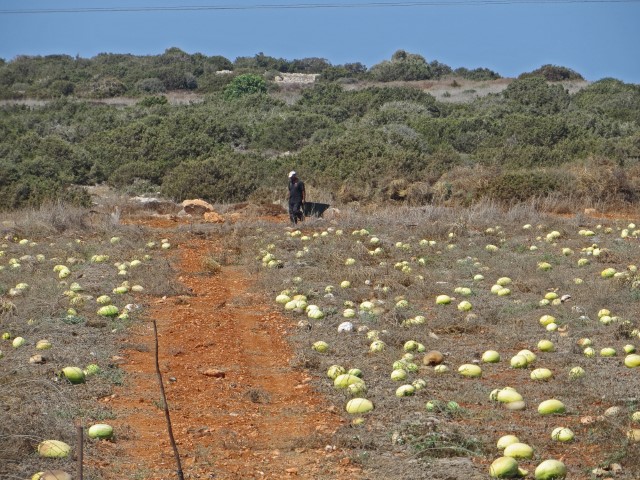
[418, 158, 640, 212]
[245, 203, 640, 479]
[6, 201, 94, 236]
[0, 204, 178, 479]
[201, 254, 222, 275]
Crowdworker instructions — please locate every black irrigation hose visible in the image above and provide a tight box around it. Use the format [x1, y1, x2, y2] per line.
[152, 319, 185, 480]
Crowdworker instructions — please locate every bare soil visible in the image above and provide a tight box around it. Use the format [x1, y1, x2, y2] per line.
[92, 220, 360, 479]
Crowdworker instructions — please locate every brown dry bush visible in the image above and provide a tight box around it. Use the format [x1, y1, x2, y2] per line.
[567, 156, 638, 203]
[4, 201, 95, 236]
[201, 254, 222, 275]
[431, 165, 497, 206]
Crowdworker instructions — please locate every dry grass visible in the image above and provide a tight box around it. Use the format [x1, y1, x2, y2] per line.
[246, 201, 640, 479]
[0, 202, 179, 479]
[3, 197, 639, 479]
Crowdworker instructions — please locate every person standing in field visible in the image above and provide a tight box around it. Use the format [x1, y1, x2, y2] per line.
[288, 171, 305, 225]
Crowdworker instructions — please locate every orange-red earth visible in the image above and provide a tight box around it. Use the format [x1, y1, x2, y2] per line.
[94, 224, 359, 479]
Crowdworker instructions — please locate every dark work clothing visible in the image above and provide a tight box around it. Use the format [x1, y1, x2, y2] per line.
[288, 180, 305, 224]
[289, 180, 305, 203]
[289, 200, 303, 224]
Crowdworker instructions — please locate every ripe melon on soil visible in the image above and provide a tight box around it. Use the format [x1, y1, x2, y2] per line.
[37, 440, 71, 458]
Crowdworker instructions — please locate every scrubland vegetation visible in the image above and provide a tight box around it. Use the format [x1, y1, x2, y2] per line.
[0, 49, 638, 212]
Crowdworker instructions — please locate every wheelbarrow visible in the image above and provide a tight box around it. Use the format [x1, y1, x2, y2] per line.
[302, 202, 330, 218]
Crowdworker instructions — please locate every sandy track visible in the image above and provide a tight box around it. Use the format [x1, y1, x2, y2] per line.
[95, 234, 359, 479]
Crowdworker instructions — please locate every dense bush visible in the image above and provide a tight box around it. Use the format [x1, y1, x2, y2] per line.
[160, 153, 273, 202]
[519, 64, 584, 82]
[223, 74, 268, 99]
[483, 170, 571, 201]
[137, 95, 169, 107]
[0, 52, 638, 209]
[503, 76, 570, 114]
[369, 50, 433, 82]
[135, 77, 166, 94]
[252, 111, 334, 151]
[571, 78, 640, 124]
[0, 49, 507, 100]
[453, 67, 501, 81]
[319, 62, 367, 82]
[368, 50, 457, 82]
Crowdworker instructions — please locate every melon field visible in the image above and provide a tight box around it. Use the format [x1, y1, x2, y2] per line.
[1, 200, 640, 479]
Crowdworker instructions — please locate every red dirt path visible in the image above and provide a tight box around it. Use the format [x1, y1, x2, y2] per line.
[95, 230, 360, 479]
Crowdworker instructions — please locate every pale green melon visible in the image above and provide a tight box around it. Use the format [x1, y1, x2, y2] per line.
[625, 354, 640, 368]
[530, 368, 553, 381]
[346, 398, 373, 414]
[327, 365, 346, 379]
[538, 399, 566, 415]
[38, 440, 71, 458]
[395, 384, 416, 397]
[36, 339, 52, 350]
[97, 305, 119, 317]
[334, 374, 364, 389]
[534, 459, 567, 480]
[88, 423, 114, 440]
[489, 456, 520, 478]
[503, 442, 533, 459]
[458, 364, 482, 377]
[62, 366, 85, 384]
[40, 471, 73, 480]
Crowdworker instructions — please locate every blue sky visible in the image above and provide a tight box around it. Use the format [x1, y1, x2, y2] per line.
[1, 0, 639, 83]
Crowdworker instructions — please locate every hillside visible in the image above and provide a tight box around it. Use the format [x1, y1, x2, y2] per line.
[0, 50, 639, 212]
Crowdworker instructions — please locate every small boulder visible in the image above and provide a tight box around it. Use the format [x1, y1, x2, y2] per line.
[182, 199, 215, 216]
[29, 354, 46, 364]
[423, 350, 445, 366]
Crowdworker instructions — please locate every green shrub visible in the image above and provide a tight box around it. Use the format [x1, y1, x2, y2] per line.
[135, 78, 166, 94]
[503, 76, 570, 114]
[482, 170, 571, 202]
[520, 64, 584, 82]
[369, 50, 432, 82]
[571, 78, 640, 123]
[50, 80, 75, 96]
[299, 84, 437, 120]
[196, 72, 235, 93]
[0, 177, 91, 210]
[137, 96, 169, 107]
[319, 63, 367, 82]
[83, 76, 127, 98]
[223, 74, 267, 100]
[453, 67, 501, 81]
[109, 161, 167, 187]
[160, 153, 267, 202]
[501, 113, 569, 147]
[252, 111, 334, 151]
